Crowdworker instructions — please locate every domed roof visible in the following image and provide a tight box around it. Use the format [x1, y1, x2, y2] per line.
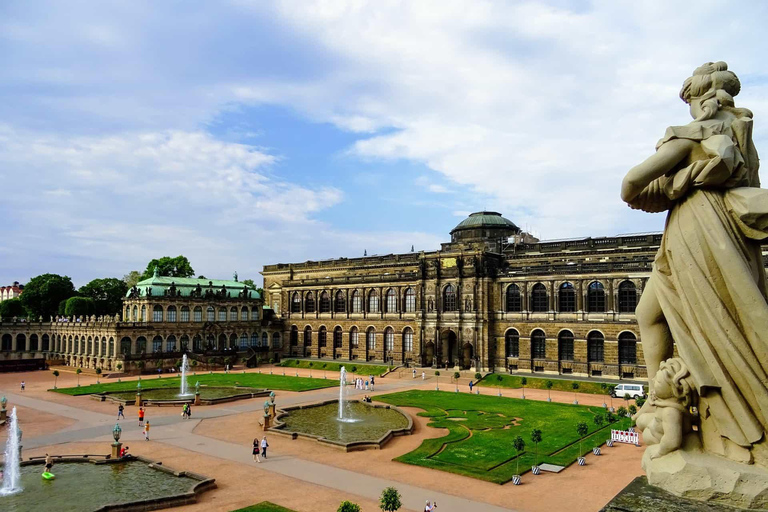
[451, 211, 519, 233]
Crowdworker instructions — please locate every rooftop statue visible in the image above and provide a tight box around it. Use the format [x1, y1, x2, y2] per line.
[622, 62, 768, 508]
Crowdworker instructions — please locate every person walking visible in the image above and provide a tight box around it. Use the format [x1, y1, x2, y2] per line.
[138, 407, 145, 426]
[413, 368, 417, 379]
[252, 438, 261, 463]
[186, 403, 192, 418]
[143, 421, 150, 441]
[469, 381, 474, 393]
[260, 436, 269, 459]
[422, 371, 426, 381]
[365, 379, 369, 391]
[118, 404, 125, 420]
[20, 381, 25, 392]
[370, 376, 375, 391]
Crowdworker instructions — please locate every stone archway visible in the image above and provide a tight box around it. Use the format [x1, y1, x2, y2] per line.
[439, 330, 458, 367]
[424, 341, 435, 366]
[462, 343, 474, 369]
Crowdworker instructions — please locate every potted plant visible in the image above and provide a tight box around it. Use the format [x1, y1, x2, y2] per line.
[593, 414, 604, 454]
[76, 367, 82, 387]
[52, 369, 59, 389]
[600, 382, 608, 408]
[512, 435, 525, 485]
[576, 421, 588, 465]
[379, 486, 402, 512]
[453, 371, 460, 393]
[545, 380, 553, 402]
[608, 384, 616, 411]
[434, 370, 440, 390]
[572, 381, 580, 404]
[496, 374, 503, 397]
[617, 406, 628, 418]
[530, 429, 542, 473]
[116, 363, 122, 372]
[521, 377, 527, 399]
[628, 404, 637, 417]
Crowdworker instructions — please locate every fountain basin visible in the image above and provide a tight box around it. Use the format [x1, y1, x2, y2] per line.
[270, 400, 413, 451]
[0, 455, 215, 511]
[94, 386, 269, 406]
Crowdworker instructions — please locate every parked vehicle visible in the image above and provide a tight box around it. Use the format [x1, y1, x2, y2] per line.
[612, 383, 645, 399]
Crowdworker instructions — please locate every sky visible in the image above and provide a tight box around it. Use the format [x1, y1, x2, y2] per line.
[1, 0, 767, 287]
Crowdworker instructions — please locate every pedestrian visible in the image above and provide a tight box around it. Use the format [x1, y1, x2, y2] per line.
[469, 381, 474, 393]
[370, 376, 375, 391]
[117, 404, 125, 420]
[143, 421, 150, 441]
[44, 453, 54, 473]
[252, 437, 261, 463]
[413, 369, 417, 379]
[186, 404, 192, 418]
[365, 379, 369, 391]
[138, 407, 145, 426]
[422, 371, 425, 381]
[20, 381, 25, 392]
[261, 436, 269, 459]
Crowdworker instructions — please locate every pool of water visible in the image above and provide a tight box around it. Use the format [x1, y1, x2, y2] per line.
[277, 402, 409, 443]
[110, 387, 262, 401]
[0, 461, 196, 512]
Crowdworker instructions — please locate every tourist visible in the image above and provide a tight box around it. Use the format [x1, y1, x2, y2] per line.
[20, 380, 25, 392]
[186, 403, 192, 418]
[260, 436, 269, 459]
[138, 407, 145, 426]
[252, 437, 261, 463]
[413, 369, 417, 379]
[144, 421, 150, 441]
[120, 446, 129, 458]
[44, 453, 54, 473]
[118, 404, 125, 420]
[365, 379, 369, 391]
[469, 381, 474, 393]
[370, 376, 375, 391]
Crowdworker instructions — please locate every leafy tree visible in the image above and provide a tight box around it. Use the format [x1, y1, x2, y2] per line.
[434, 370, 440, 390]
[52, 370, 60, 389]
[635, 396, 646, 409]
[64, 296, 96, 317]
[95, 367, 102, 384]
[513, 435, 526, 475]
[530, 429, 543, 467]
[617, 406, 628, 418]
[242, 279, 256, 288]
[197, 275, 207, 279]
[379, 486, 402, 512]
[545, 380, 554, 400]
[608, 384, 616, 409]
[79, 278, 128, 315]
[572, 381, 580, 402]
[605, 411, 615, 424]
[116, 363, 123, 371]
[58, 299, 68, 316]
[576, 421, 589, 457]
[453, 371, 460, 381]
[594, 414, 604, 428]
[628, 404, 637, 416]
[141, 256, 195, 280]
[0, 298, 26, 319]
[337, 501, 362, 512]
[76, 367, 82, 386]
[521, 377, 527, 395]
[122, 270, 142, 288]
[20, 273, 76, 318]
[474, 372, 482, 381]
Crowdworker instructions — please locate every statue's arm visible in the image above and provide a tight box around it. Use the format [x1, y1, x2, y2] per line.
[621, 138, 695, 204]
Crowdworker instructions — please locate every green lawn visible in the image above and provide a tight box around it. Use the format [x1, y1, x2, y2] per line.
[231, 502, 295, 512]
[279, 359, 390, 376]
[52, 372, 337, 395]
[375, 390, 631, 484]
[476, 373, 645, 398]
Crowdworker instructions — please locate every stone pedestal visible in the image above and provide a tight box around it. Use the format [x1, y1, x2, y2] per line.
[111, 442, 122, 459]
[269, 404, 276, 417]
[135, 393, 141, 407]
[262, 414, 272, 431]
[602, 476, 746, 512]
[0, 408, 6, 422]
[194, 393, 201, 406]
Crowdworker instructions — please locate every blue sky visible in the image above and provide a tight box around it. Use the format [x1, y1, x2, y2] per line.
[1, 1, 767, 286]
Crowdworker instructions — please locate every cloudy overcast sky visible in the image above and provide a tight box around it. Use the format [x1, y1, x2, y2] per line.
[1, 0, 767, 286]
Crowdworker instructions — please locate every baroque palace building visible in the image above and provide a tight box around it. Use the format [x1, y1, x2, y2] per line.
[0, 271, 283, 372]
[261, 211, 677, 380]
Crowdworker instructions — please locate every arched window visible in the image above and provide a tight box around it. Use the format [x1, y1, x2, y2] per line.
[180, 306, 190, 322]
[240, 333, 248, 349]
[531, 284, 548, 312]
[290, 326, 298, 346]
[152, 335, 163, 353]
[318, 326, 327, 347]
[505, 329, 519, 358]
[386, 289, 397, 313]
[404, 288, 416, 312]
[304, 326, 312, 347]
[1, 333, 12, 351]
[351, 291, 362, 313]
[30, 334, 39, 351]
[531, 329, 546, 359]
[618, 281, 638, 313]
[42, 334, 49, 351]
[241, 307, 248, 321]
[193, 335, 202, 352]
[180, 335, 189, 350]
[319, 292, 331, 313]
[619, 332, 637, 365]
[587, 331, 605, 362]
[443, 284, 457, 312]
[384, 327, 394, 353]
[506, 284, 522, 312]
[167, 305, 177, 322]
[16, 334, 26, 352]
[291, 292, 301, 313]
[262, 332, 268, 346]
[366, 328, 376, 350]
[350, 327, 359, 347]
[230, 307, 237, 321]
[558, 330, 574, 360]
[403, 327, 414, 352]
[251, 308, 259, 321]
[218, 333, 228, 350]
[140, 305, 146, 322]
[305, 292, 315, 313]
[206, 306, 215, 322]
[333, 327, 343, 348]
[101, 337, 107, 355]
[137, 336, 147, 353]
[368, 290, 379, 313]
[132, 306, 138, 322]
[218, 308, 227, 322]
[251, 333, 258, 347]
[166, 335, 177, 352]
[194, 306, 202, 322]
[272, 332, 281, 348]
[335, 291, 346, 313]
[124, 307, 130, 321]
[587, 281, 606, 313]
[120, 337, 131, 355]
[558, 282, 576, 312]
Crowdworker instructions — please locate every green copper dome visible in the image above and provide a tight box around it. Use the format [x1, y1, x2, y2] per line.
[451, 211, 519, 233]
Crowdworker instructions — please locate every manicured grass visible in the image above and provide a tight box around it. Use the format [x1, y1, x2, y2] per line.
[279, 359, 390, 376]
[476, 373, 645, 397]
[376, 390, 631, 483]
[231, 502, 295, 512]
[52, 372, 337, 395]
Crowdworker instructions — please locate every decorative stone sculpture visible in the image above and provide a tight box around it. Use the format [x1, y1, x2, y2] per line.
[623, 62, 768, 509]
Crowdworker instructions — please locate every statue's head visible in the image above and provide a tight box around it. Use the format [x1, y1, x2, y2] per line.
[654, 357, 695, 406]
[680, 62, 742, 121]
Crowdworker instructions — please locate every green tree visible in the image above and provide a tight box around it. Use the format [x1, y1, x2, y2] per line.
[572, 381, 580, 402]
[513, 435, 526, 476]
[20, 273, 76, 318]
[76, 368, 82, 386]
[95, 367, 102, 384]
[141, 256, 195, 280]
[379, 486, 402, 512]
[0, 298, 26, 319]
[545, 380, 554, 401]
[242, 279, 256, 288]
[530, 429, 543, 467]
[122, 270, 142, 288]
[52, 369, 60, 389]
[521, 377, 527, 397]
[337, 501, 362, 512]
[617, 406, 628, 418]
[628, 404, 637, 416]
[576, 421, 589, 457]
[434, 370, 440, 390]
[635, 396, 646, 409]
[605, 410, 615, 424]
[608, 384, 616, 409]
[474, 372, 482, 381]
[79, 278, 128, 315]
[594, 413, 604, 429]
[64, 296, 96, 317]
[57, 299, 68, 316]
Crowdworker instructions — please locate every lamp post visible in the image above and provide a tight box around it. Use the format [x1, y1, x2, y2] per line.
[112, 423, 122, 459]
[136, 381, 142, 407]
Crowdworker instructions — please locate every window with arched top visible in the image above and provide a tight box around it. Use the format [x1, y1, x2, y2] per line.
[241, 306, 248, 321]
[506, 284, 522, 312]
[368, 290, 379, 313]
[351, 291, 362, 313]
[618, 281, 638, 313]
[229, 307, 237, 321]
[272, 332, 281, 349]
[384, 327, 394, 352]
[291, 292, 301, 313]
[558, 282, 576, 312]
[181, 306, 190, 322]
[152, 305, 163, 322]
[132, 306, 138, 322]
[218, 308, 226, 322]
[180, 335, 189, 350]
[558, 330, 574, 360]
[167, 305, 177, 322]
[251, 333, 258, 347]
[531, 284, 548, 312]
[319, 292, 331, 313]
[318, 326, 327, 347]
[335, 291, 346, 313]
[587, 281, 606, 313]
[403, 327, 413, 352]
[619, 332, 637, 364]
[587, 331, 604, 362]
[304, 326, 312, 346]
[531, 329, 546, 359]
[166, 335, 177, 352]
[333, 327, 342, 348]
[366, 328, 376, 350]
[305, 292, 315, 313]
[193, 335, 202, 352]
[404, 288, 416, 312]
[152, 335, 163, 353]
[350, 326, 359, 347]
[140, 305, 146, 322]
[290, 326, 299, 346]
[251, 308, 259, 321]
[386, 289, 397, 313]
[505, 329, 519, 358]
[206, 306, 214, 322]
[239, 333, 248, 349]
[262, 332, 268, 346]
[443, 284, 457, 312]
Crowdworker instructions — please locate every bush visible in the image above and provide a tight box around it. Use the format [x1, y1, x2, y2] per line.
[337, 501, 362, 512]
[0, 298, 26, 319]
[628, 404, 637, 416]
[453, 371, 460, 380]
[379, 487, 402, 512]
[617, 406, 628, 418]
[635, 396, 646, 409]
[474, 372, 482, 381]
[64, 296, 96, 317]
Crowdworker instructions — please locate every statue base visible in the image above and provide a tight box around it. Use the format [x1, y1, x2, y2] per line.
[642, 444, 768, 510]
[602, 476, 750, 512]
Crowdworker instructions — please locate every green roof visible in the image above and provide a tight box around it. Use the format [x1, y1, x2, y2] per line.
[126, 273, 261, 299]
[451, 211, 519, 232]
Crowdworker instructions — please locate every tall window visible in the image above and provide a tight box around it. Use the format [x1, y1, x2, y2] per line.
[132, 306, 138, 322]
[218, 308, 226, 322]
[272, 332, 281, 349]
[404, 288, 416, 312]
[140, 305, 146, 322]
[558, 282, 576, 312]
[505, 329, 520, 358]
[403, 327, 413, 352]
[241, 307, 248, 321]
[618, 281, 638, 313]
[531, 283, 548, 312]
[153, 306, 163, 322]
[262, 332, 268, 346]
[240, 333, 248, 349]
[290, 326, 299, 346]
[194, 307, 202, 322]
[167, 305, 177, 322]
[506, 284, 522, 312]
[319, 292, 331, 313]
[180, 335, 189, 350]
[335, 291, 346, 313]
[384, 327, 394, 353]
[304, 326, 312, 347]
[152, 336, 163, 353]
[166, 335, 177, 352]
[229, 307, 237, 321]
[531, 329, 546, 359]
[587, 331, 605, 362]
[368, 291, 379, 313]
[318, 326, 327, 347]
[251, 333, 258, 347]
[558, 330, 574, 360]
[193, 335, 202, 352]
[366, 328, 376, 350]
[251, 308, 259, 321]
[180, 306, 190, 322]
[350, 327, 359, 347]
[305, 292, 315, 313]
[291, 292, 301, 313]
[587, 281, 606, 313]
[351, 291, 362, 313]
[121, 337, 131, 355]
[443, 284, 457, 312]
[619, 332, 637, 364]
[207, 306, 215, 322]
[386, 289, 397, 313]
[334, 327, 342, 348]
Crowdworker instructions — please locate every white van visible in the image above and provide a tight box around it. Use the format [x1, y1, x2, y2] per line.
[612, 383, 645, 399]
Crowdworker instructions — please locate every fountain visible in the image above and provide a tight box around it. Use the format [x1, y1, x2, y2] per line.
[179, 354, 190, 396]
[338, 366, 352, 422]
[0, 407, 21, 496]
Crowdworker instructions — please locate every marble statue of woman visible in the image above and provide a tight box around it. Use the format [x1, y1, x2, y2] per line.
[622, 62, 768, 507]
